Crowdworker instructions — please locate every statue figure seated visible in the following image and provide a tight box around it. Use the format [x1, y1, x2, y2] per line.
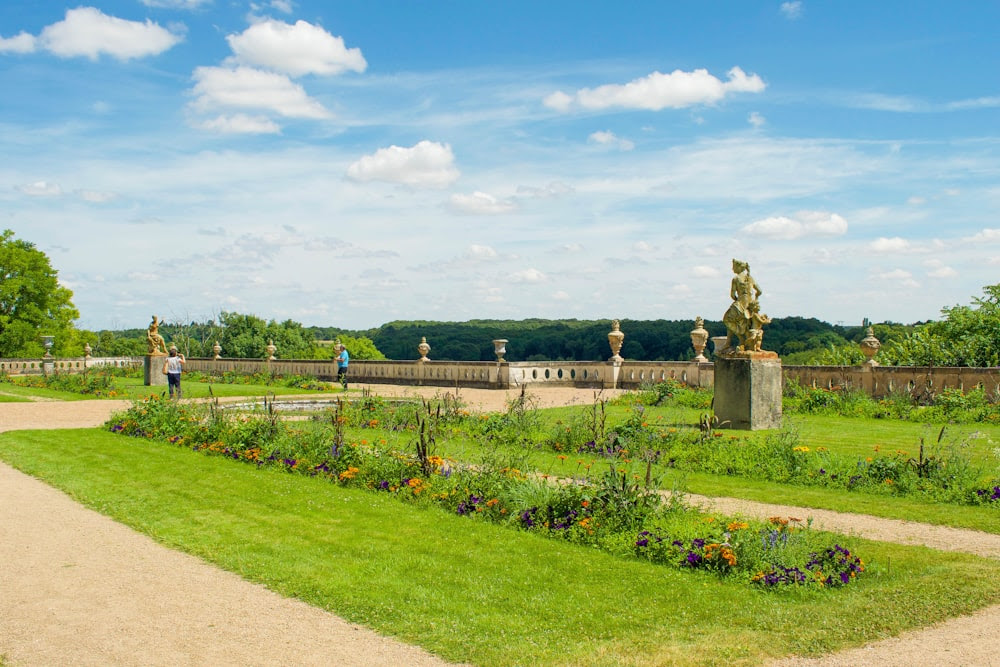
[147, 315, 168, 355]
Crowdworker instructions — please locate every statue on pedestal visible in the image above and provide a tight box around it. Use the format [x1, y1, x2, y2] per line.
[722, 259, 771, 354]
[146, 316, 168, 355]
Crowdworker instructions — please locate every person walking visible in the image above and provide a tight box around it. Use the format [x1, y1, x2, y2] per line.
[335, 343, 349, 390]
[162, 348, 186, 399]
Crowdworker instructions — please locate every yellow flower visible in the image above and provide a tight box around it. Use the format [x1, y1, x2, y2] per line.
[727, 521, 749, 531]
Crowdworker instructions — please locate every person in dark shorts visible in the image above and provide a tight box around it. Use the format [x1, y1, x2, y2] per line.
[335, 343, 349, 390]
[161, 348, 186, 398]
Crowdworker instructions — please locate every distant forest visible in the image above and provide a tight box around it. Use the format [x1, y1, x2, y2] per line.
[310, 317, 871, 363]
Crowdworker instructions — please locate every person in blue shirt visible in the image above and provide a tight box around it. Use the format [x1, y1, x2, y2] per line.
[335, 343, 349, 390]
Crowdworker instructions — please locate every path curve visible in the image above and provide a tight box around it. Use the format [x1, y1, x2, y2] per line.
[1, 386, 998, 666]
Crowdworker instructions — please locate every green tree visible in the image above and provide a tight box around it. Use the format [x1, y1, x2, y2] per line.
[0, 229, 80, 357]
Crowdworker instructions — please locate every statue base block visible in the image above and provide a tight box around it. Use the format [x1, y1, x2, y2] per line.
[144, 355, 168, 386]
[714, 355, 782, 430]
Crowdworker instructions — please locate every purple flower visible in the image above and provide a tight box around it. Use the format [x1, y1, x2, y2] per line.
[378, 480, 389, 490]
[691, 538, 705, 549]
[636, 537, 649, 547]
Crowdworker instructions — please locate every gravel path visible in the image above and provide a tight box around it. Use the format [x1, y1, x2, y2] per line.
[1, 385, 998, 666]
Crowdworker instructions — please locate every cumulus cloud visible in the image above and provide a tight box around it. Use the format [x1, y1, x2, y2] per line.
[544, 66, 765, 113]
[465, 244, 498, 260]
[346, 140, 459, 187]
[36, 7, 182, 61]
[780, 2, 803, 20]
[190, 66, 331, 118]
[870, 237, 910, 252]
[742, 211, 847, 239]
[510, 268, 547, 283]
[588, 130, 635, 151]
[17, 181, 62, 196]
[748, 111, 766, 128]
[691, 265, 719, 278]
[0, 32, 36, 54]
[924, 259, 957, 278]
[226, 19, 366, 77]
[193, 113, 282, 134]
[967, 228, 1000, 243]
[449, 191, 517, 215]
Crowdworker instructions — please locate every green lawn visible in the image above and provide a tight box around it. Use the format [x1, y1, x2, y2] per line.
[2, 427, 999, 666]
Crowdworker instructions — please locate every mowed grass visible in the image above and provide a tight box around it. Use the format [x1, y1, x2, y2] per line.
[2, 428, 999, 666]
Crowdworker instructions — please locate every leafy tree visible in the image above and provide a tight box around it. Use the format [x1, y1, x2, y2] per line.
[0, 229, 79, 357]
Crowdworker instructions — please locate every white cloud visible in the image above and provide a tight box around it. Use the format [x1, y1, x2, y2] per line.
[691, 265, 719, 278]
[632, 241, 655, 253]
[748, 111, 766, 128]
[967, 228, 1000, 243]
[38, 7, 182, 61]
[449, 191, 517, 215]
[0, 32, 36, 54]
[226, 19, 366, 77]
[346, 140, 459, 187]
[270, 1, 294, 13]
[190, 66, 331, 119]
[924, 259, 957, 278]
[742, 211, 847, 239]
[870, 237, 910, 253]
[555, 243, 584, 254]
[465, 244, 498, 260]
[906, 196, 926, 205]
[17, 181, 62, 196]
[588, 130, 635, 151]
[194, 113, 282, 134]
[552, 290, 570, 301]
[545, 66, 765, 113]
[780, 2, 803, 20]
[510, 268, 546, 283]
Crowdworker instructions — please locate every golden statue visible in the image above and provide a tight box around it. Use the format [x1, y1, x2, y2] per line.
[722, 259, 768, 353]
[147, 315, 168, 355]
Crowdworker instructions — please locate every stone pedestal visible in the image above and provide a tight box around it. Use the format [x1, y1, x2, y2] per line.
[714, 352, 782, 430]
[144, 355, 168, 386]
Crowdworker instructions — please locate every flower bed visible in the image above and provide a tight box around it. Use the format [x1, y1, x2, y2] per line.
[107, 395, 869, 590]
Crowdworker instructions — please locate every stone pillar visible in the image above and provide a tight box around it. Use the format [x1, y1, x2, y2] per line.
[714, 352, 782, 430]
[144, 355, 168, 386]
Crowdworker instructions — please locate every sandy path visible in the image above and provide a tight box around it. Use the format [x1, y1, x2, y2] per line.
[1, 385, 998, 666]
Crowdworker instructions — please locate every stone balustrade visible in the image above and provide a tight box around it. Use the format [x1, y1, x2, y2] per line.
[6, 354, 1000, 401]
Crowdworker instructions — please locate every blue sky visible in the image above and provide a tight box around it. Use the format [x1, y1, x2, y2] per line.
[2, 1, 999, 332]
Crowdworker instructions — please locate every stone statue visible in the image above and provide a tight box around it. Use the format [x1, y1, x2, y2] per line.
[722, 259, 767, 353]
[146, 315, 168, 355]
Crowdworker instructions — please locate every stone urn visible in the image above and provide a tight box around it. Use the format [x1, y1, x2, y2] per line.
[265, 339, 277, 361]
[690, 316, 709, 362]
[859, 326, 881, 365]
[418, 336, 431, 362]
[711, 335, 729, 358]
[213, 341, 222, 360]
[492, 339, 508, 363]
[607, 320, 625, 362]
[41, 335, 54, 359]
[83, 342, 92, 359]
